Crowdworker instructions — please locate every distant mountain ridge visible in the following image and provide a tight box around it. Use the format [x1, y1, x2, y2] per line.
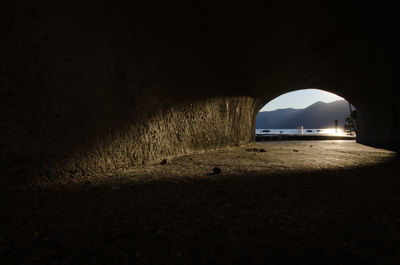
[256, 100, 351, 129]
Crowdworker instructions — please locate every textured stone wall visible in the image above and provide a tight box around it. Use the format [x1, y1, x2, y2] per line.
[2, 94, 260, 182]
[356, 100, 400, 151]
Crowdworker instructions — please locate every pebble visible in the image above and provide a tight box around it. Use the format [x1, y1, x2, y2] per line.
[246, 148, 266, 152]
[212, 167, 222, 174]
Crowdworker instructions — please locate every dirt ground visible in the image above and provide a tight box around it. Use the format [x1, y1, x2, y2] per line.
[1, 140, 400, 264]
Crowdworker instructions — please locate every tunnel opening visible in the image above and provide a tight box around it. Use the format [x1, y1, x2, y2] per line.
[3, 3, 400, 263]
[255, 89, 357, 141]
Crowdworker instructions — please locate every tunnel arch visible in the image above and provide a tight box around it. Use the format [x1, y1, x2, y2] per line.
[254, 88, 357, 139]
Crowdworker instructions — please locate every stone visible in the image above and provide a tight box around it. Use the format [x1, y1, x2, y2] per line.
[247, 148, 266, 152]
[212, 167, 222, 174]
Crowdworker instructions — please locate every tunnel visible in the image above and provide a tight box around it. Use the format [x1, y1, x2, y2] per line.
[3, 2, 400, 264]
[1, 1, 399, 183]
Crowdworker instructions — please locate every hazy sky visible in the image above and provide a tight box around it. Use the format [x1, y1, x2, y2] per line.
[260, 89, 345, 112]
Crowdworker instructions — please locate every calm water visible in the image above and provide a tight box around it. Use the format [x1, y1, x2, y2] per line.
[255, 128, 355, 136]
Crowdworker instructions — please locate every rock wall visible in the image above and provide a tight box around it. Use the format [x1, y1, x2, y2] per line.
[2, 94, 259, 183]
[356, 100, 400, 151]
[0, 2, 261, 182]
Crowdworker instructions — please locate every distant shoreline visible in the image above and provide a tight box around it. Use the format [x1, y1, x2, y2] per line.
[255, 128, 355, 136]
[255, 134, 356, 141]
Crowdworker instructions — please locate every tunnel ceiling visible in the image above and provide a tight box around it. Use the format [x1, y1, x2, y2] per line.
[109, 2, 399, 99]
[1, 1, 399, 183]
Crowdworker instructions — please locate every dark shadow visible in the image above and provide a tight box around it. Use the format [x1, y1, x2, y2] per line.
[2, 155, 400, 265]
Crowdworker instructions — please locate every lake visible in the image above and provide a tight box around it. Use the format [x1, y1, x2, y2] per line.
[255, 128, 355, 136]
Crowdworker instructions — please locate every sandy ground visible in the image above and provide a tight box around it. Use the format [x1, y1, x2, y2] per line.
[1, 140, 400, 264]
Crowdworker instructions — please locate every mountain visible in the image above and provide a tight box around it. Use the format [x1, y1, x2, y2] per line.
[256, 100, 351, 129]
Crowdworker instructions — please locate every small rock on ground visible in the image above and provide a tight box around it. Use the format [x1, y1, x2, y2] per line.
[246, 148, 266, 152]
[212, 167, 222, 174]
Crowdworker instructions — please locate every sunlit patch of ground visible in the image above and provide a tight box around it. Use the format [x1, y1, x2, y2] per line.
[1, 141, 399, 264]
[47, 140, 395, 187]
